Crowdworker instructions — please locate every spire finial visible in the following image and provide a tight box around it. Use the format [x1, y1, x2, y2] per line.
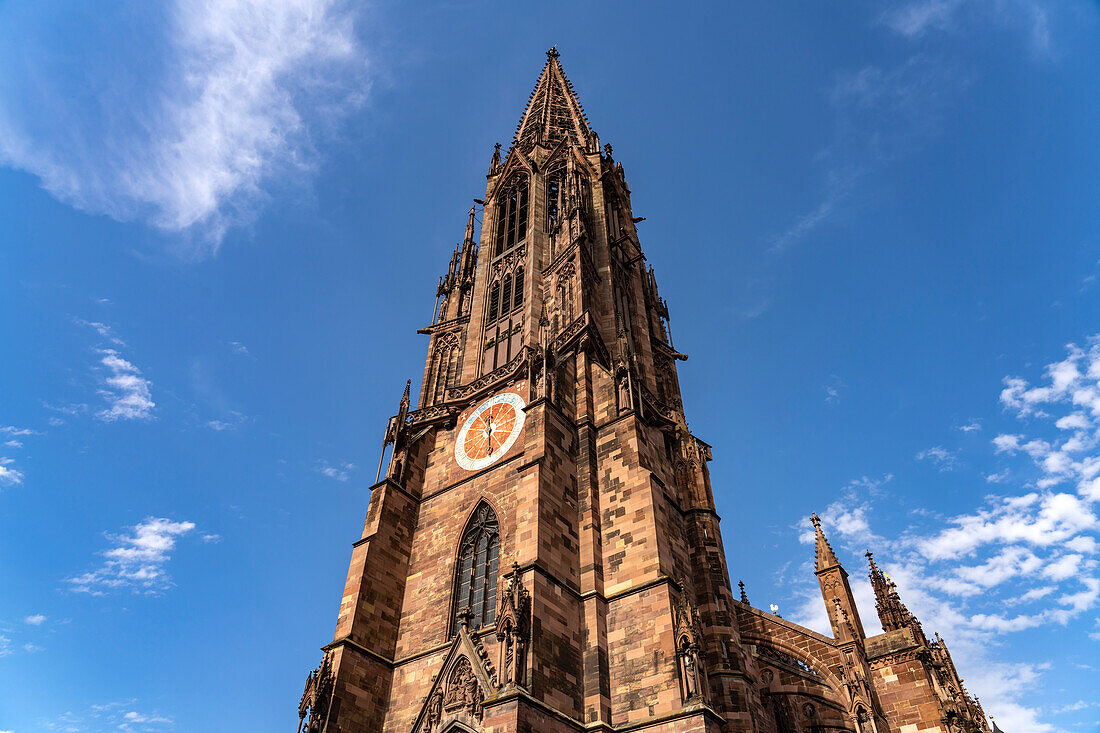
[865, 550, 879, 573]
[738, 580, 749, 604]
[547, 46, 559, 60]
[810, 512, 821, 529]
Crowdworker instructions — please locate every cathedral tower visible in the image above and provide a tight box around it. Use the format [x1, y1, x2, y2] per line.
[296, 50, 993, 733]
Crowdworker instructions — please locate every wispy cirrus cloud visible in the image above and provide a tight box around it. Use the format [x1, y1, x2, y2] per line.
[317, 459, 356, 482]
[67, 517, 199, 595]
[0, 424, 39, 486]
[769, 1, 1059, 251]
[916, 444, 960, 471]
[0, 457, 25, 487]
[96, 349, 155, 422]
[880, 0, 1052, 53]
[68, 319, 156, 422]
[0, 0, 369, 255]
[41, 699, 173, 733]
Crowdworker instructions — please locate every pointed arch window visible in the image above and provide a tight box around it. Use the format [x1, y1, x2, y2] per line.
[512, 268, 524, 311]
[501, 279, 512, 319]
[493, 178, 529, 258]
[488, 282, 500, 323]
[452, 502, 501, 635]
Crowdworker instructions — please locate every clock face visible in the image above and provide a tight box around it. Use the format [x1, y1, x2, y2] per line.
[454, 392, 526, 471]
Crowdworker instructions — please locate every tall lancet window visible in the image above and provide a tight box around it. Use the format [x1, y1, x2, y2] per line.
[451, 502, 501, 635]
[493, 176, 529, 258]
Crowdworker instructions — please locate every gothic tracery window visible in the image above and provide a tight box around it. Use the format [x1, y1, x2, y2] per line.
[493, 177, 528, 258]
[512, 268, 524, 311]
[451, 502, 501, 635]
[489, 282, 500, 322]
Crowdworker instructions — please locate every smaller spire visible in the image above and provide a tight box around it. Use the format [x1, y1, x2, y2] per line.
[867, 549, 922, 636]
[812, 513, 840, 572]
[489, 142, 501, 173]
[738, 580, 749, 604]
[464, 204, 476, 244]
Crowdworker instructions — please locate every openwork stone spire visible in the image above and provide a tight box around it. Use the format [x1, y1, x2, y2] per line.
[511, 47, 594, 154]
[810, 513, 840, 572]
[867, 551, 913, 633]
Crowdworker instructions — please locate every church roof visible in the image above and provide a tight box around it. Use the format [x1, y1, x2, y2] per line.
[511, 48, 594, 154]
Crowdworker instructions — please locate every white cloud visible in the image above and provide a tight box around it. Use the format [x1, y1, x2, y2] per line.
[0, 0, 368, 254]
[72, 319, 156, 422]
[1042, 553, 1084, 582]
[317, 460, 356, 482]
[73, 319, 126, 346]
[880, 0, 1052, 54]
[1011, 585, 1055, 604]
[769, 172, 855, 252]
[0, 425, 38, 438]
[0, 457, 24, 486]
[43, 700, 173, 732]
[0, 426, 38, 474]
[881, 0, 966, 36]
[123, 711, 172, 725]
[24, 614, 46, 626]
[95, 349, 155, 421]
[1056, 413, 1090, 430]
[206, 410, 247, 431]
[958, 420, 982, 432]
[67, 517, 197, 595]
[916, 444, 959, 471]
[918, 491, 1097, 560]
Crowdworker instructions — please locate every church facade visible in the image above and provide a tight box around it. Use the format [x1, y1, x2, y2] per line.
[296, 51, 993, 733]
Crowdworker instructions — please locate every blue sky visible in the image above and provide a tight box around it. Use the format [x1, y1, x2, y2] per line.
[1, 1, 1098, 731]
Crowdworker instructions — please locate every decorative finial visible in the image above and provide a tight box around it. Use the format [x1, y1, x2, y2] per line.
[810, 512, 821, 529]
[547, 46, 559, 60]
[603, 142, 613, 158]
[738, 580, 749, 604]
[459, 605, 473, 633]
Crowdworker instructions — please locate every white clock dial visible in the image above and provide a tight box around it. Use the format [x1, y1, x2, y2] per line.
[454, 392, 526, 471]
